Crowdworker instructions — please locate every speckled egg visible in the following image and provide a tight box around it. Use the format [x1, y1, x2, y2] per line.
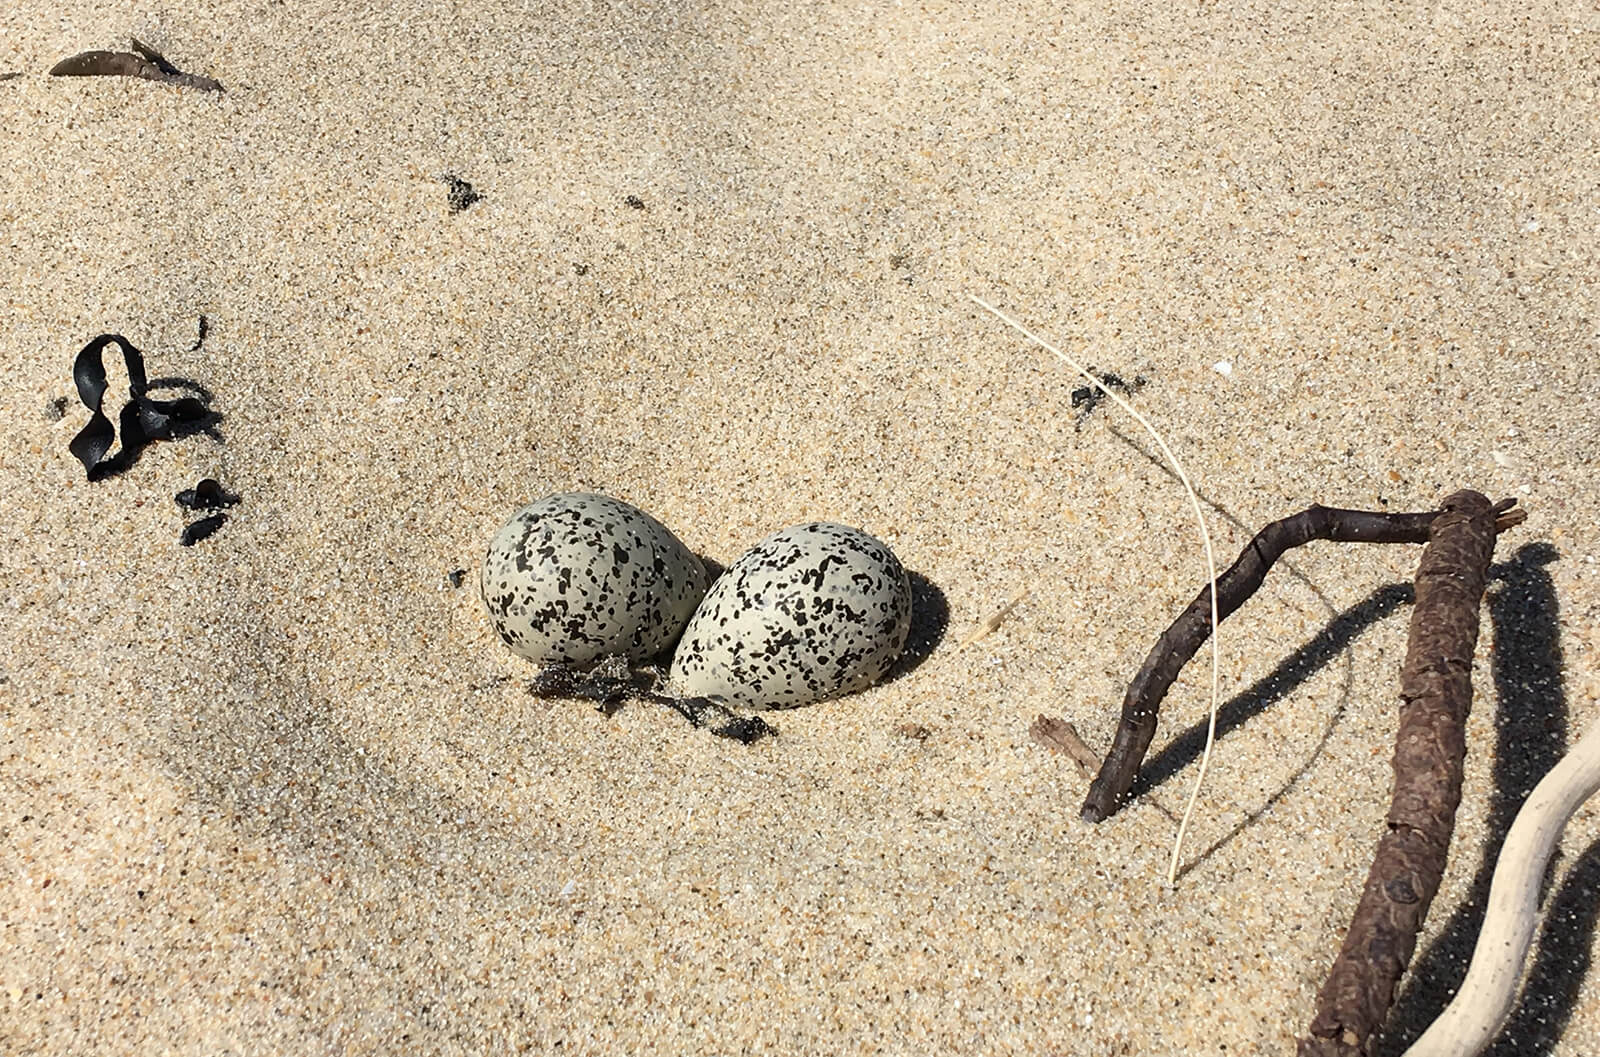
[481, 493, 708, 666]
[669, 522, 913, 709]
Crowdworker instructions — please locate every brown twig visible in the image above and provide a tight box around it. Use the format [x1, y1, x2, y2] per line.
[1029, 715, 1101, 779]
[1299, 489, 1501, 1055]
[1080, 498, 1525, 823]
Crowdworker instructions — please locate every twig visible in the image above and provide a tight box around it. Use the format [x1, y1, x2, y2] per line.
[1401, 709, 1600, 1057]
[1030, 715, 1101, 779]
[961, 590, 1030, 647]
[1080, 499, 1526, 824]
[1299, 490, 1501, 1056]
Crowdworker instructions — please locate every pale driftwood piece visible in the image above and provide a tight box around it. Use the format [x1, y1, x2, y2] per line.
[1402, 710, 1600, 1057]
[1300, 490, 1500, 1056]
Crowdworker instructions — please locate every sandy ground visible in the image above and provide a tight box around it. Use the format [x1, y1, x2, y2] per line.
[4, 1, 1599, 1054]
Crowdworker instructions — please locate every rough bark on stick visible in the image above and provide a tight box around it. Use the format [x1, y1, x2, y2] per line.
[1299, 489, 1500, 1056]
[1080, 499, 1524, 823]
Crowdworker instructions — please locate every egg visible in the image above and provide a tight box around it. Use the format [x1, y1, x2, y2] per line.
[481, 493, 707, 665]
[669, 522, 913, 709]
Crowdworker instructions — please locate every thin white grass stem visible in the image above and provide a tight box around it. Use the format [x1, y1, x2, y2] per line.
[969, 295, 1220, 886]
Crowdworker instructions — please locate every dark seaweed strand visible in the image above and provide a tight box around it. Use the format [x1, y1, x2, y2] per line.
[529, 661, 776, 743]
[1080, 500, 1524, 824]
[68, 334, 214, 481]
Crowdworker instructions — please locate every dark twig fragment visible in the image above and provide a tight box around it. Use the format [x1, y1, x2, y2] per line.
[1299, 490, 1501, 1055]
[1081, 498, 1525, 823]
[50, 39, 223, 91]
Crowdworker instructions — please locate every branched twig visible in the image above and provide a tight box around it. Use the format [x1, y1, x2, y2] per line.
[1081, 499, 1525, 823]
[1299, 490, 1501, 1056]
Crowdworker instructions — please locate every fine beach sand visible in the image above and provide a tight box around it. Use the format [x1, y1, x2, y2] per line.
[4, 2, 1599, 1053]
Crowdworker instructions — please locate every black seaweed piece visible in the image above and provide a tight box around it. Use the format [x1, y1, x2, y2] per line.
[441, 175, 483, 214]
[529, 660, 777, 743]
[189, 314, 209, 351]
[49, 39, 223, 91]
[530, 658, 642, 713]
[69, 334, 218, 481]
[447, 568, 467, 588]
[180, 513, 228, 546]
[662, 697, 777, 744]
[1070, 369, 1149, 428]
[624, 195, 645, 210]
[175, 478, 240, 510]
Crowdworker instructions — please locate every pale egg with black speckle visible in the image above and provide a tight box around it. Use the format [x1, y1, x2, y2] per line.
[669, 522, 912, 709]
[481, 493, 707, 665]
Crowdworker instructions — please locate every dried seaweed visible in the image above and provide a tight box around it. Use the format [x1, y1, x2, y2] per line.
[175, 478, 239, 511]
[50, 39, 223, 92]
[441, 174, 484, 214]
[530, 658, 776, 744]
[68, 334, 218, 481]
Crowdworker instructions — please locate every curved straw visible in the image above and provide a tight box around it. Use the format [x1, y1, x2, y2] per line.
[969, 295, 1221, 885]
[1402, 709, 1600, 1057]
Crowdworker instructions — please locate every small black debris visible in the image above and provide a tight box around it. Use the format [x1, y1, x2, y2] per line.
[175, 478, 240, 511]
[530, 658, 776, 742]
[1070, 369, 1149, 428]
[189, 315, 209, 351]
[441, 174, 484, 214]
[574, 263, 589, 276]
[180, 513, 228, 546]
[623, 195, 645, 210]
[44, 396, 69, 421]
[447, 568, 467, 589]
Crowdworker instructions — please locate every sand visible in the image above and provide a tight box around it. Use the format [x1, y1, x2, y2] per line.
[4, 1, 1599, 1053]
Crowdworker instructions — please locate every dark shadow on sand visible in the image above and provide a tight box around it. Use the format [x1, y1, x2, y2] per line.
[1135, 582, 1413, 798]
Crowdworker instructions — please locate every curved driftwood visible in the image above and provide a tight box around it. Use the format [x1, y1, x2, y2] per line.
[1401, 711, 1600, 1057]
[1081, 499, 1525, 823]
